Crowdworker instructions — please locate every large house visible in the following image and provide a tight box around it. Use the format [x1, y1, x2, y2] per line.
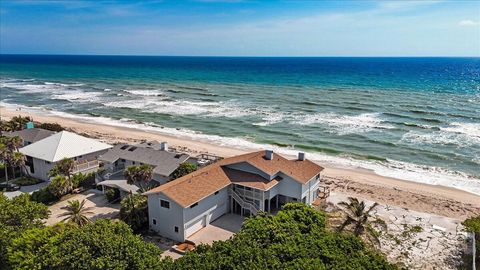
[19, 131, 112, 181]
[4, 128, 56, 146]
[96, 141, 190, 195]
[144, 150, 324, 242]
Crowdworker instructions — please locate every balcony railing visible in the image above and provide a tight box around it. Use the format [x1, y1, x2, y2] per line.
[72, 160, 100, 174]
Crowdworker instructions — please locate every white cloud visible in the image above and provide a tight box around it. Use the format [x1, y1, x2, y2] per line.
[459, 20, 479, 26]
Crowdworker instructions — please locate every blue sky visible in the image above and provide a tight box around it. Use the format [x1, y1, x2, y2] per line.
[0, 0, 479, 56]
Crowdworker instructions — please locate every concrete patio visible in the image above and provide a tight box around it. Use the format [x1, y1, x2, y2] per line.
[187, 213, 245, 245]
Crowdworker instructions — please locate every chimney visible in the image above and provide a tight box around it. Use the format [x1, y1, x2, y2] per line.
[298, 152, 305, 161]
[265, 150, 273, 160]
[160, 142, 169, 151]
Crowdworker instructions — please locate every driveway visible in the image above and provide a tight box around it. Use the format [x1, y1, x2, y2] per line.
[3, 181, 49, 199]
[45, 189, 120, 225]
[187, 214, 245, 245]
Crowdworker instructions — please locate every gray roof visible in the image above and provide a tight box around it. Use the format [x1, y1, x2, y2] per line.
[4, 128, 56, 144]
[97, 180, 139, 193]
[98, 143, 189, 177]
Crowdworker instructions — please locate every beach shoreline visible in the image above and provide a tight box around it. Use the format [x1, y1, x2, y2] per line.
[1, 105, 479, 219]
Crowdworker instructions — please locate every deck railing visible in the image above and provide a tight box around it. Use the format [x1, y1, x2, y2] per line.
[72, 160, 99, 173]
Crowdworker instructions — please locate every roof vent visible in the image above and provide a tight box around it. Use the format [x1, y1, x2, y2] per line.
[160, 142, 168, 151]
[298, 152, 305, 161]
[265, 150, 273, 160]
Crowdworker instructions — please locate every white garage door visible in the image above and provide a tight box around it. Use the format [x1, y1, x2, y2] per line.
[185, 216, 206, 237]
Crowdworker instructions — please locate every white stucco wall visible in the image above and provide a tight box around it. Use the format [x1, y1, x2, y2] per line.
[183, 186, 228, 228]
[148, 193, 185, 242]
[26, 157, 55, 181]
[301, 175, 320, 204]
[26, 149, 109, 181]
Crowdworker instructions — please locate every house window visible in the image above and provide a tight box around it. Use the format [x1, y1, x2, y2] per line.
[160, 200, 170, 209]
[45, 161, 51, 164]
[214, 191, 219, 195]
[316, 174, 320, 180]
[190, 202, 198, 208]
[121, 159, 126, 162]
[78, 155, 83, 159]
[132, 161, 136, 165]
[152, 219, 157, 225]
[174, 226, 179, 233]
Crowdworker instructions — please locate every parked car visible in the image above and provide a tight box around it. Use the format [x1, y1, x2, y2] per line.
[0, 182, 21, 192]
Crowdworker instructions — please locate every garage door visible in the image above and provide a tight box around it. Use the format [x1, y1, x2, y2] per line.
[185, 216, 206, 237]
[209, 202, 227, 222]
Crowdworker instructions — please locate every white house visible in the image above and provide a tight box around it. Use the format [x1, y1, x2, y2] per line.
[19, 131, 112, 181]
[144, 150, 324, 242]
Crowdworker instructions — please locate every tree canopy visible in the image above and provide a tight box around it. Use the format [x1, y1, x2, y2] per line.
[0, 193, 49, 269]
[7, 219, 164, 270]
[165, 203, 396, 270]
[124, 164, 154, 192]
[170, 162, 197, 180]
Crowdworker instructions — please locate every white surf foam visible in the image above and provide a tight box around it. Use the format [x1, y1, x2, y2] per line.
[52, 91, 103, 102]
[104, 98, 253, 118]
[402, 122, 480, 147]
[124, 89, 165, 96]
[292, 112, 394, 134]
[3, 102, 479, 196]
[1, 80, 84, 93]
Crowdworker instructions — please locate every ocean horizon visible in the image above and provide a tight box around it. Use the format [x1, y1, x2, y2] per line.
[1, 55, 479, 194]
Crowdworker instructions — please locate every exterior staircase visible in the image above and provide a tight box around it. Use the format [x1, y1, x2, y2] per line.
[229, 188, 260, 215]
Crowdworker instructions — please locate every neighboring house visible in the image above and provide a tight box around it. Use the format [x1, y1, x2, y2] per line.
[96, 141, 190, 196]
[144, 150, 324, 242]
[4, 128, 56, 146]
[19, 131, 112, 181]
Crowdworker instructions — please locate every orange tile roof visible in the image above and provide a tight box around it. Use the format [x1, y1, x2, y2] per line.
[144, 151, 324, 208]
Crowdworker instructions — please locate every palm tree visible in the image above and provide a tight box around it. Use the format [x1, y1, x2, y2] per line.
[0, 136, 24, 182]
[59, 199, 94, 226]
[48, 175, 74, 197]
[337, 197, 386, 246]
[49, 157, 75, 179]
[0, 143, 9, 182]
[124, 164, 153, 192]
[11, 152, 26, 179]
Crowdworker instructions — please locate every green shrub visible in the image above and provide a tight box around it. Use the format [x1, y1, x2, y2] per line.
[120, 193, 148, 232]
[105, 188, 120, 202]
[13, 177, 43, 186]
[7, 219, 163, 270]
[31, 187, 58, 204]
[39, 122, 64, 132]
[171, 203, 396, 270]
[170, 162, 197, 180]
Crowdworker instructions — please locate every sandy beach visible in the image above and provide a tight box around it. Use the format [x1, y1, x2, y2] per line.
[2, 106, 479, 220]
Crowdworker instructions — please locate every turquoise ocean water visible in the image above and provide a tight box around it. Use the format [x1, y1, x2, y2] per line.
[1, 55, 479, 194]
